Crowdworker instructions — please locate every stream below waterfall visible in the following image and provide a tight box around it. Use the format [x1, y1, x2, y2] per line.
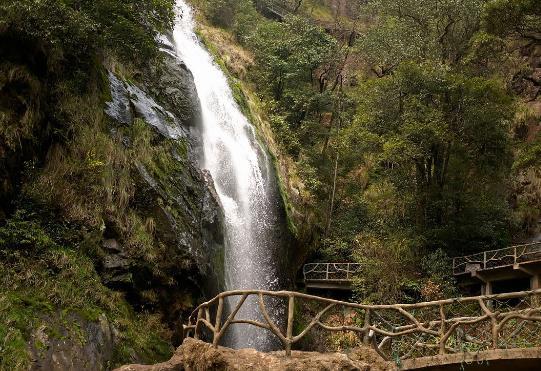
[172, 0, 287, 350]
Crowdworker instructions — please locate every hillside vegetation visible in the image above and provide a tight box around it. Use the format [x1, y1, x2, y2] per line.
[1, 0, 540, 368]
[193, 0, 541, 303]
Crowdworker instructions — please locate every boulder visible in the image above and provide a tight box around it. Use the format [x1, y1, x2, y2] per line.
[29, 313, 115, 371]
[115, 338, 396, 371]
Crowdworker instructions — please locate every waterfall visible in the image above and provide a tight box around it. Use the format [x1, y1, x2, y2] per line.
[172, 0, 285, 350]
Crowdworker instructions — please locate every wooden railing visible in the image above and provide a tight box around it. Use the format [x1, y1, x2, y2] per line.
[453, 242, 541, 275]
[303, 262, 361, 282]
[183, 289, 541, 361]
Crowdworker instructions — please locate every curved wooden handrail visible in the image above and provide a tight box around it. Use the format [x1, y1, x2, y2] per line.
[183, 289, 541, 360]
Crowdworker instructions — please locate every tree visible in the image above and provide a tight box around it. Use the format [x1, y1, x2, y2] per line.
[484, 0, 541, 44]
[0, 0, 175, 66]
[249, 16, 339, 102]
[358, 0, 484, 75]
[341, 62, 513, 253]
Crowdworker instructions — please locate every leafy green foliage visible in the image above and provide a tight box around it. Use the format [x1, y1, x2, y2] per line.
[249, 16, 338, 100]
[197, 0, 528, 303]
[358, 0, 484, 73]
[339, 63, 513, 301]
[0, 0, 175, 66]
[484, 0, 541, 42]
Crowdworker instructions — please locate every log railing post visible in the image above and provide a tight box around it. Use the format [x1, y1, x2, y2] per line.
[326, 264, 329, 280]
[194, 308, 203, 340]
[438, 304, 446, 355]
[492, 319, 498, 349]
[213, 297, 224, 346]
[363, 309, 371, 344]
[285, 295, 295, 356]
[483, 251, 487, 269]
[479, 297, 498, 349]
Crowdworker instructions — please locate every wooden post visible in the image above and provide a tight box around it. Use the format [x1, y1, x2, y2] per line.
[326, 264, 329, 280]
[531, 275, 540, 290]
[486, 281, 493, 295]
[285, 295, 295, 356]
[438, 304, 446, 355]
[532, 275, 540, 307]
[362, 309, 371, 344]
[213, 297, 224, 346]
[483, 251, 487, 270]
[481, 280, 493, 295]
[481, 280, 494, 310]
[492, 319, 498, 349]
[195, 308, 203, 340]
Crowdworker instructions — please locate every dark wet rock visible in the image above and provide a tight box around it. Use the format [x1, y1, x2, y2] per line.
[100, 239, 133, 288]
[105, 72, 132, 125]
[103, 238, 122, 253]
[29, 313, 115, 371]
[130, 156, 225, 293]
[103, 45, 225, 338]
[103, 254, 131, 270]
[144, 33, 202, 128]
[105, 72, 186, 139]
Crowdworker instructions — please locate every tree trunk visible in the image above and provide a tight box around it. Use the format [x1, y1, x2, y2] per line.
[325, 151, 340, 236]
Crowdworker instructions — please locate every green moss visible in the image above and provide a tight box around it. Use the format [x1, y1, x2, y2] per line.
[276, 168, 299, 238]
[211, 245, 225, 284]
[0, 213, 173, 369]
[0, 323, 31, 370]
[98, 66, 113, 103]
[513, 134, 541, 170]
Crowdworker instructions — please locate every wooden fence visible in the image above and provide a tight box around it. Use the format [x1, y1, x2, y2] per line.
[183, 289, 541, 361]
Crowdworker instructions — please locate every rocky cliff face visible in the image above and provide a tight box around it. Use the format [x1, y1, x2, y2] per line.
[103, 34, 226, 303]
[0, 29, 225, 370]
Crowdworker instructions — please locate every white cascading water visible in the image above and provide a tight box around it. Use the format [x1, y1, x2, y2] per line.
[172, 0, 284, 350]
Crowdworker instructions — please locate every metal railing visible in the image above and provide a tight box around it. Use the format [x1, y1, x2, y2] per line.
[453, 242, 541, 275]
[259, 0, 293, 18]
[183, 289, 541, 361]
[303, 262, 362, 282]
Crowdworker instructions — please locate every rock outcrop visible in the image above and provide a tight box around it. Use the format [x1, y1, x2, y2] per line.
[0, 27, 225, 369]
[29, 313, 115, 371]
[101, 33, 226, 332]
[115, 338, 395, 371]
